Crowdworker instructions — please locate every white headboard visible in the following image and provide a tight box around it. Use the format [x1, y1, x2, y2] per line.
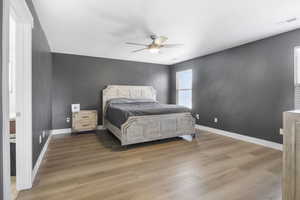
[102, 85, 157, 122]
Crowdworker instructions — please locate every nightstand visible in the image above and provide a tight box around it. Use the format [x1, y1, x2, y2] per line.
[72, 110, 98, 133]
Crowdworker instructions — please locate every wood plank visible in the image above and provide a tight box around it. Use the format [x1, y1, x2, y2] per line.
[18, 131, 282, 200]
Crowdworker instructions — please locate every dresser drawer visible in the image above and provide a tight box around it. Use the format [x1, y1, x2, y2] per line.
[283, 111, 300, 199]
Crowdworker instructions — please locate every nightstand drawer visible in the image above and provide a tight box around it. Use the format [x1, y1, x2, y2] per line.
[74, 123, 96, 130]
[72, 110, 98, 133]
[78, 111, 97, 119]
[79, 118, 97, 124]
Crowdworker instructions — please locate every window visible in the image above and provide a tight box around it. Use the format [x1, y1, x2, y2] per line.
[295, 48, 300, 85]
[176, 69, 192, 108]
[295, 48, 300, 109]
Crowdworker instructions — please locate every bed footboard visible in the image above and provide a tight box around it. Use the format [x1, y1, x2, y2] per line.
[105, 113, 195, 146]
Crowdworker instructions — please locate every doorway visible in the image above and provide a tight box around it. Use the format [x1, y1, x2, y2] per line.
[9, 13, 17, 199]
[2, 0, 34, 199]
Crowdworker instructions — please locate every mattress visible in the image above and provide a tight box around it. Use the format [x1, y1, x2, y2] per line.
[105, 98, 191, 128]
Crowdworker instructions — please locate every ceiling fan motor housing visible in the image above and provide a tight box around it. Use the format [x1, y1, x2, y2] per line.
[150, 35, 157, 40]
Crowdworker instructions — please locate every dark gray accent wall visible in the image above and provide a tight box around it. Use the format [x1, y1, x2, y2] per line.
[26, 0, 53, 166]
[0, 0, 3, 198]
[171, 29, 300, 144]
[52, 53, 170, 129]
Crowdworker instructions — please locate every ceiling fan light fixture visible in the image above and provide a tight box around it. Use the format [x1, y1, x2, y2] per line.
[149, 47, 160, 54]
[127, 35, 182, 54]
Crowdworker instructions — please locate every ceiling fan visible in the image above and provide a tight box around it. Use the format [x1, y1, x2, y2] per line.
[126, 35, 183, 53]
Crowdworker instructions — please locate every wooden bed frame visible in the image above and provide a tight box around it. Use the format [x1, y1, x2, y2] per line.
[103, 85, 195, 146]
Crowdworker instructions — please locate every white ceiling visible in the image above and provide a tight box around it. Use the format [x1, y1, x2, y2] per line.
[32, 0, 300, 65]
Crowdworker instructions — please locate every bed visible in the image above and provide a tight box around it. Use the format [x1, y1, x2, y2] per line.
[103, 85, 195, 146]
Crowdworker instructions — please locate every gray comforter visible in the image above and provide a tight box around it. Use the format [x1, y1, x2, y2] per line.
[105, 98, 191, 128]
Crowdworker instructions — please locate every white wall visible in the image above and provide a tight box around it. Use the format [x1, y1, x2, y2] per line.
[9, 15, 16, 119]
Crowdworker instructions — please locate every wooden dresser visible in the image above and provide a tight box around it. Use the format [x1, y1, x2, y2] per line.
[72, 110, 98, 133]
[283, 110, 300, 200]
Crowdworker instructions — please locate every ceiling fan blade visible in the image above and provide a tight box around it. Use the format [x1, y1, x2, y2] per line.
[126, 42, 148, 47]
[132, 48, 148, 53]
[163, 44, 184, 48]
[154, 36, 168, 45]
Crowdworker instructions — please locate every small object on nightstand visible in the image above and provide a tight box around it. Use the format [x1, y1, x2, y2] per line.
[72, 110, 98, 133]
[71, 104, 80, 113]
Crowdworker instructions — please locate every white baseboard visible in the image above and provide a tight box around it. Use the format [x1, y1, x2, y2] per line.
[51, 126, 106, 135]
[51, 128, 72, 135]
[97, 125, 106, 130]
[32, 133, 52, 182]
[196, 125, 283, 151]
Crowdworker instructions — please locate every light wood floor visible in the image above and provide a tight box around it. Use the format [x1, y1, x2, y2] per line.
[18, 130, 282, 200]
[11, 176, 18, 200]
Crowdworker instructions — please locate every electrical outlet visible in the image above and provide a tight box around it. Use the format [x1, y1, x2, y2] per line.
[39, 135, 42, 144]
[214, 117, 218, 123]
[196, 114, 200, 120]
[66, 117, 70, 123]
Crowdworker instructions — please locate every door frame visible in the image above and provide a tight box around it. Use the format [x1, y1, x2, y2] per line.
[2, 0, 33, 198]
[294, 47, 300, 109]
